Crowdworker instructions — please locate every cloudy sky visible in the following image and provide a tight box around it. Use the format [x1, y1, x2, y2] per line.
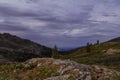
[0, 0, 120, 48]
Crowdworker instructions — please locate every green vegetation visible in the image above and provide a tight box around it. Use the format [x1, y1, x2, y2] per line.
[0, 72, 16, 80]
[0, 63, 59, 80]
[27, 66, 59, 80]
[60, 41, 120, 71]
[72, 54, 120, 71]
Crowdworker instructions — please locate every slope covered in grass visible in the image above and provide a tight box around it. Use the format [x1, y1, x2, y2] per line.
[61, 38, 120, 71]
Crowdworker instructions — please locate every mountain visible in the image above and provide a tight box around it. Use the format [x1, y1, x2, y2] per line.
[109, 37, 120, 42]
[0, 33, 52, 63]
[61, 37, 120, 71]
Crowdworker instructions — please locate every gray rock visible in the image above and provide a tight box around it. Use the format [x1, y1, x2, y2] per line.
[24, 58, 120, 80]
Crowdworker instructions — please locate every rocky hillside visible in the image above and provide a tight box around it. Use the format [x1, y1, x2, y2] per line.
[0, 58, 119, 80]
[0, 33, 52, 63]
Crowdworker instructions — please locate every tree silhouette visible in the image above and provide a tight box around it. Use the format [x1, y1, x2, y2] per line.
[97, 40, 100, 45]
[52, 45, 59, 59]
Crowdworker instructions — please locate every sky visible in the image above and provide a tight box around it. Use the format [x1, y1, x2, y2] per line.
[0, 0, 120, 48]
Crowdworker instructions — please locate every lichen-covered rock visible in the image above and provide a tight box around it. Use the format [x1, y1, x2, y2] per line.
[22, 58, 120, 80]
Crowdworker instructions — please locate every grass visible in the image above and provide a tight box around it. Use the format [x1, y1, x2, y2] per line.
[0, 63, 60, 80]
[60, 42, 120, 72]
[71, 54, 120, 71]
[0, 73, 16, 80]
[26, 66, 60, 80]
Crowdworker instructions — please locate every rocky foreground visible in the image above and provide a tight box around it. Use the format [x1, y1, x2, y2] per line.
[21, 58, 120, 80]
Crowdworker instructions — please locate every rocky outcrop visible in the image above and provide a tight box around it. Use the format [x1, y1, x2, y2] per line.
[23, 58, 120, 80]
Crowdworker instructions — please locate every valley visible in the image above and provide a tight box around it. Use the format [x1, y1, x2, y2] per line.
[0, 33, 120, 80]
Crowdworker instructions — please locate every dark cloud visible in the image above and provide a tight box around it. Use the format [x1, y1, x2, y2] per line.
[0, 23, 29, 31]
[0, 0, 120, 48]
[0, 5, 39, 17]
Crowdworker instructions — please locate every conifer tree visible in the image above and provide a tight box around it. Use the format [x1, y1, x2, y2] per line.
[52, 45, 59, 59]
[97, 40, 100, 45]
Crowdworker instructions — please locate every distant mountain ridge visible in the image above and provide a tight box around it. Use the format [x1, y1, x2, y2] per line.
[71, 36, 120, 53]
[108, 37, 120, 42]
[0, 33, 52, 63]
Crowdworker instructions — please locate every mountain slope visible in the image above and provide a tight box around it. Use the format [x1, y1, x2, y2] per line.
[0, 33, 52, 63]
[109, 37, 120, 42]
[61, 37, 120, 71]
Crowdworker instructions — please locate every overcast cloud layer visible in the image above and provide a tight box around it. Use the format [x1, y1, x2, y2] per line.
[0, 0, 120, 48]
